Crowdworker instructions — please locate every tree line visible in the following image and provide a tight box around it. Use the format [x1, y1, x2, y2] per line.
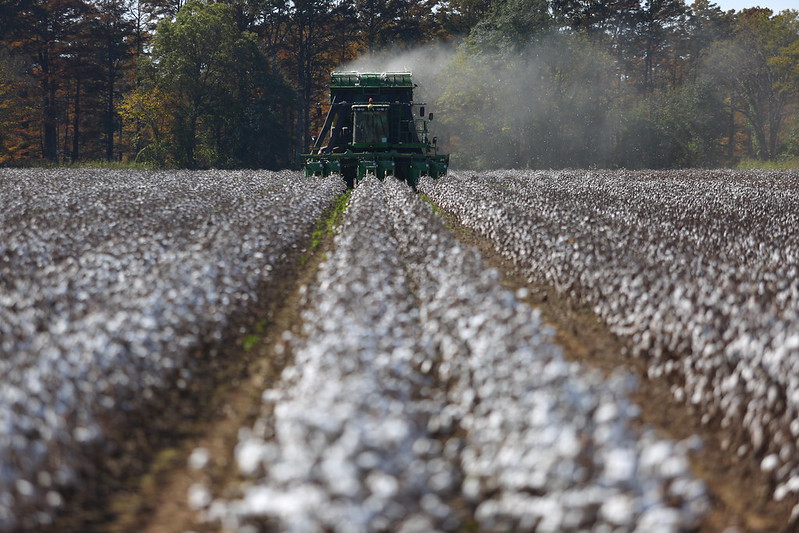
[436, 0, 799, 169]
[0, 0, 798, 169]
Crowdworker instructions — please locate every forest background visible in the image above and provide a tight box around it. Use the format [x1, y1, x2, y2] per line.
[1, 0, 798, 170]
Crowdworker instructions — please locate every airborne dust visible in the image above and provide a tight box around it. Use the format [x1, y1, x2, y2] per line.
[339, 37, 623, 170]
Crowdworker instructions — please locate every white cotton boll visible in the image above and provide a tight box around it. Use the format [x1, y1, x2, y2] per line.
[188, 447, 210, 470]
[604, 448, 637, 482]
[535, 499, 564, 533]
[187, 483, 212, 510]
[594, 402, 618, 424]
[235, 438, 268, 477]
[15, 480, 34, 497]
[635, 507, 683, 533]
[321, 457, 360, 498]
[658, 455, 690, 478]
[601, 494, 635, 526]
[45, 491, 63, 508]
[398, 514, 435, 533]
[357, 451, 380, 469]
[462, 477, 482, 501]
[737, 445, 748, 457]
[775, 476, 799, 501]
[761, 454, 779, 472]
[73, 426, 96, 443]
[673, 387, 685, 402]
[640, 441, 675, 472]
[239, 486, 277, 516]
[366, 472, 399, 499]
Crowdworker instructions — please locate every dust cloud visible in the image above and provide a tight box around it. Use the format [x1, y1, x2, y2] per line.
[337, 35, 620, 169]
[336, 43, 458, 107]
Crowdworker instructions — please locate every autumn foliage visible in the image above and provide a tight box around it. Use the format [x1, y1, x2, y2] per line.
[0, 0, 798, 169]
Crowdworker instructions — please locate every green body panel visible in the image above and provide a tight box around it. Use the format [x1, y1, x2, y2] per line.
[329, 72, 413, 89]
[302, 71, 449, 188]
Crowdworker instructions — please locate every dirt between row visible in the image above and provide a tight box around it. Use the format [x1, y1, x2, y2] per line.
[55, 190, 795, 533]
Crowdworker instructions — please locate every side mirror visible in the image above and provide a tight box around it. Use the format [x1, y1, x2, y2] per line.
[419, 106, 425, 117]
[428, 112, 434, 121]
[433, 136, 438, 146]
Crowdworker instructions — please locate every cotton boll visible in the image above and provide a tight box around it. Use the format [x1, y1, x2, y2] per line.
[188, 484, 212, 510]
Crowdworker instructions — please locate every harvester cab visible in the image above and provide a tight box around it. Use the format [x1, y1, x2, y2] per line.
[303, 71, 449, 189]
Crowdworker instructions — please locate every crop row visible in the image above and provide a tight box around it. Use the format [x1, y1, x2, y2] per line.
[420, 169, 799, 503]
[0, 169, 345, 531]
[201, 176, 706, 532]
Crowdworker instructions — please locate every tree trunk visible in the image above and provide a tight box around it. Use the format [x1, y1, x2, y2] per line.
[767, 94, 786, 161]
[63, 83, 70, 162]
[71, 81, 81, 162]
[726, 103, 735, 161]
[106, 49, 115, 161]
[188, 112, 197, 168]
[43, 71, 59, 162]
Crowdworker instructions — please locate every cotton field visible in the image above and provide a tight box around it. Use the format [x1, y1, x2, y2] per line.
[420, 169, 799, 509]
[0, 169, 344, 530]
[1, 168, 797, 532]
[199, 176, 705, 532]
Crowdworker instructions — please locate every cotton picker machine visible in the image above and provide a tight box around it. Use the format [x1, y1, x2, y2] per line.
[302, 71, 449, 189]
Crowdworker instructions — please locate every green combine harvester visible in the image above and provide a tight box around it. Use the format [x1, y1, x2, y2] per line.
[302, 71, 449, 189]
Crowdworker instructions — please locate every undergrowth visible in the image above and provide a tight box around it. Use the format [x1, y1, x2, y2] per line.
[418, 193, 445, 218]
[308, 189, 352, 254]
[736, 158, 799, 170]
[12, 160, 156, 170]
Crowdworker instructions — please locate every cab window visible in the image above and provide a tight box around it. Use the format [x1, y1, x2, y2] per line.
[353, 106, 389, 144]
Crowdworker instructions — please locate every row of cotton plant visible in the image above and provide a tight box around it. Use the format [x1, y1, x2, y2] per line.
[0, 169, 344, 530]
[201, 176, 706, 532]
[420, 169, 799, 505]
